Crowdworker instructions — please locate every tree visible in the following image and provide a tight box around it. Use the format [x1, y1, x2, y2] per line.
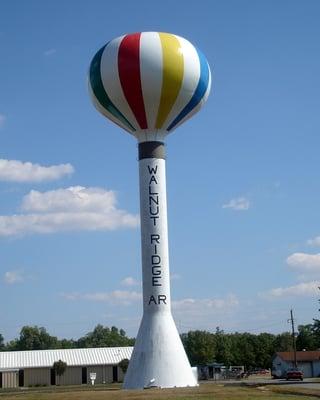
[214, 327, 232, 366]
[296, 324, 316, 351]
[119, 358, 130, 374]
[254, 333, 276, 369]
[77, 324, 134, 348]
[0, 334, 5, 351]
[58, 339, 76, 349]
[181, 330, 215, 365]
[15, 326, 58, 350]
[229, 333, 257, 369]
[53, 360, 67, 385]
[273, 332, 293, 352]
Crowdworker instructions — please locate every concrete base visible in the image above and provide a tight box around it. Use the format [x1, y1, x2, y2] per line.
[123, 312, 198, 389]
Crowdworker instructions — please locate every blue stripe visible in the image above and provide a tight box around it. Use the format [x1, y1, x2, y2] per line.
[89, 43, 136, 132]
[167, 49, 210, 131]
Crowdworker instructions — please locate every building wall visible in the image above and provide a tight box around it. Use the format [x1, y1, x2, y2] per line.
[312, 361, 320, 377]
[299, 362, 312, 378]
[272, 356, 320, 378]
[1, 364, 123, 388]
[57, 367, 82, 386]
[1, 371, 18, 389]
[24, 368, 50, 386]
[87, 365, 123, 384]
[272, 355, 287, 378]
[118, 366, 124, 382]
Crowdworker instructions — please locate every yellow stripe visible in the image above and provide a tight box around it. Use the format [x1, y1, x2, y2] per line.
[156, 33, 184, 129]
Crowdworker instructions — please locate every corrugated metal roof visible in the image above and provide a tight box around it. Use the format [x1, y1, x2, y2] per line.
[0, 347, 133, 369]
[276, 351, 320, 362]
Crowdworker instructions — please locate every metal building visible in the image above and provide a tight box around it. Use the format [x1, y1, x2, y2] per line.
[0, 347, 133, 388]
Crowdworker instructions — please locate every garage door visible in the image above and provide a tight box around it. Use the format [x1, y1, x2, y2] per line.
[299, 362, 312, 378]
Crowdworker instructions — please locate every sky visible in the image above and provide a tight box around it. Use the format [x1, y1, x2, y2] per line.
[1, 0, 320, 342]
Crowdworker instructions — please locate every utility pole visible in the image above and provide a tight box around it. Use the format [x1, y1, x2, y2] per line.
[288, 309, 297, 368]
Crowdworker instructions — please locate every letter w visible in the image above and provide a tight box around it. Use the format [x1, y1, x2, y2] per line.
[148, 165, 158, 174]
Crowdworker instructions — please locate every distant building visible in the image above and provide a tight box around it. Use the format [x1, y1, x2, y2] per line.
[0, 347, 133, 389]
[197, 364, 245, 380]
[272, 351, 320, 378]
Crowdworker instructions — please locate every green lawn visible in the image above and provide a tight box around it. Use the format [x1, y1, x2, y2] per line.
[0, 383, 318, 400]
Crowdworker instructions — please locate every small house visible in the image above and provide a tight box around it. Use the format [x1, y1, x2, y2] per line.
[272, 351, 320, 378]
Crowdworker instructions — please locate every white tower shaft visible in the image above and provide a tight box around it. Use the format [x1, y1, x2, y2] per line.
[123, 141, 197, 389]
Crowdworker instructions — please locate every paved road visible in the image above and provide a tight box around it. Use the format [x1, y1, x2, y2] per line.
[284, 382, 320, 390]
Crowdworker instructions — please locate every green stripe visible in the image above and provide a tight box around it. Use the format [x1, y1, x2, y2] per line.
[89, 45, 136, 132]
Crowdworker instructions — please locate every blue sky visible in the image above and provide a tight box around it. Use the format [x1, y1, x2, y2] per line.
[1, 0, 320, 342]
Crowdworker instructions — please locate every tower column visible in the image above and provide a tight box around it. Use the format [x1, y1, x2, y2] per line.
[123, 141, 197, 389]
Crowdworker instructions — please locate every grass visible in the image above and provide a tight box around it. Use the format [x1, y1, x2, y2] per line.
[0, 383, 318, 400]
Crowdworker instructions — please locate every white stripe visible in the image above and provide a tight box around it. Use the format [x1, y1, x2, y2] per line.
[140, 32, 163, 130]
[162, 35, 200, 130]
[170, 66, 211, 132]
[88, 82, 134, 135]
[100, 36, 140, 130]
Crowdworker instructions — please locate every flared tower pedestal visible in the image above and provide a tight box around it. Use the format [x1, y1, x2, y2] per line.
[123, 311, 197, 389]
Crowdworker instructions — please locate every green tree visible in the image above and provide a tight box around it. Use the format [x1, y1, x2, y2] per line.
[273, 332, 293, 352]
[119, 358, 130, 374]
[53, 360, 67, 385]
[214, 327, 232, 366]
[58, 338, 76, 349]
[0, 333, 5, 350]
[296, 324, 316, 351]
[77, 324, 134, 348]
[181, 330, 215, 365]
[254, 333, 276, 369]
[229, 333, 256, 369]
[15, 326, 58, 350]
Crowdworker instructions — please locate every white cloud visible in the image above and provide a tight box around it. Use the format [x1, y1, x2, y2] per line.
[172, 294, 239, 312]
[286, 252, 320, 272]
[44, 48, 56, 56]
[0, 114, 6, 128]
[62, 290, 142, 306]
[222, 197, 250, 211]
[260, 281, 320, 299]
[307, 236, 320, 247]
[0, 186, 139, 237]
[172, 294, 240, 331]
[62, 291, 239, 316]
[21, 186, 116, 212]
[170, 273, 181, 281]
[0, 159, 74, 182]
[4, 270, 24, 284]
[120, 277, 140, 287]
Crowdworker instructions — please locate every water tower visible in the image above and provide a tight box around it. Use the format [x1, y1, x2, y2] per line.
[88, 32, 211, 389]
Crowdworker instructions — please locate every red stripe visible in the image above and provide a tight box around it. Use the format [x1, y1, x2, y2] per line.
[118, 33, 147, 129]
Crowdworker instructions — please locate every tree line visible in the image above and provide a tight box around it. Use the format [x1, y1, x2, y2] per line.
[181, 323, 320, 369]
[1, 320, 319, 370]
[0, 324, 134, 352]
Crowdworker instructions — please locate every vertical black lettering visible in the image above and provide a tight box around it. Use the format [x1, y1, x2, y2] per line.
[148, 165, 158, 174]
[149, 205, 159, 216]
[152, 277, 161, 286]
[149, 186, 158, 195]
[148, 295, 157, 305]
[149, 175, 158, 185]
[158, 295, 167, 304]
[151, 255, 161, 265]
[150, 216, 159, 226]
[150, 234, 160, 244]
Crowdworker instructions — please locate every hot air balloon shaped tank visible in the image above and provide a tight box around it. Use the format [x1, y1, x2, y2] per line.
[89, 32, 211, 389]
